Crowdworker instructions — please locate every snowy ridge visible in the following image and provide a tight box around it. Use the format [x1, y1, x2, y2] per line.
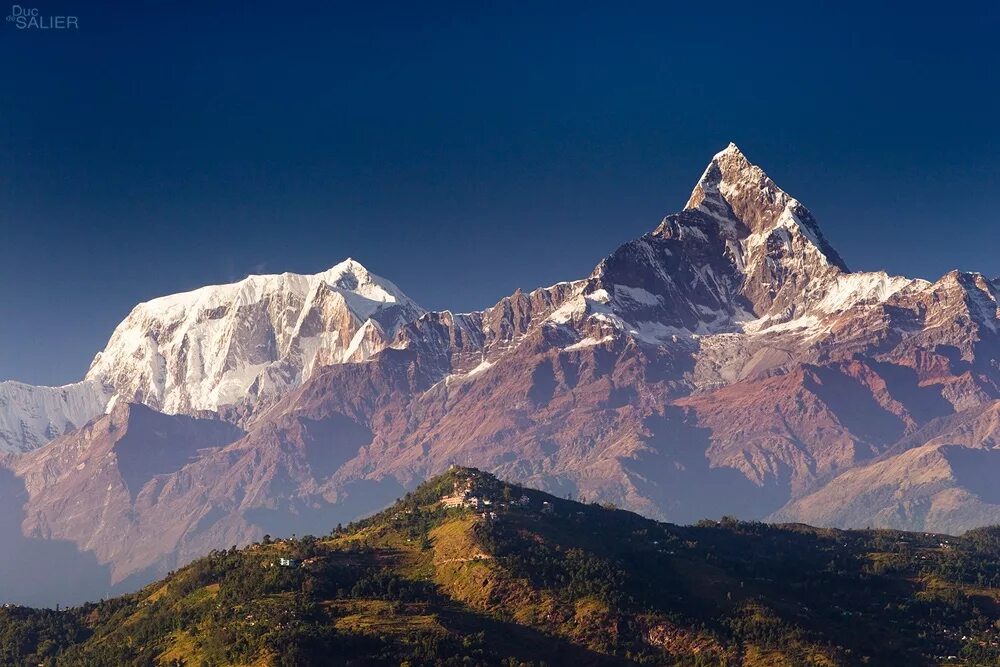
[85, 259, 424, 416]
[814, 272, 926, 314]
[132, 259, 411, 323]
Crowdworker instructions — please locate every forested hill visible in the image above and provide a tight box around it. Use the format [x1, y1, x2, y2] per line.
[5, 467, 1000, 666]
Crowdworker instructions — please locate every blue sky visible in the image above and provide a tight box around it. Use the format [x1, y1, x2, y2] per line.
[1, 1, 998, 385]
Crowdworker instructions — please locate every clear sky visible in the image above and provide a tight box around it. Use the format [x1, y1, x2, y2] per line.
[1, 1, 998, 385]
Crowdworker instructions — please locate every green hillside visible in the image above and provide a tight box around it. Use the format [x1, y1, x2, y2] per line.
[5, 467, 1000, 666]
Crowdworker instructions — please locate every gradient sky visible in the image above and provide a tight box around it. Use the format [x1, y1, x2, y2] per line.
[1, 1, 998, 385]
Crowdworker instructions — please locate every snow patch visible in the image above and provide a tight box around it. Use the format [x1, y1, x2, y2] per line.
[564, 335, 614, 351]
[467, 360, 494, 376]
[548, 296, 588, 324]
[816, 273, 918, 314]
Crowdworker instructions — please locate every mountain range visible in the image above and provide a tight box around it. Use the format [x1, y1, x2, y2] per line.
[2, 144, 999, 606]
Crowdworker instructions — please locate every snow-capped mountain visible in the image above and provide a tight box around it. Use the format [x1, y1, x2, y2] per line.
[0, 259, 423, 453]
[3, 144, 1000, 603]
[86, 258, 422, 417]
[397, 144, 997, 389]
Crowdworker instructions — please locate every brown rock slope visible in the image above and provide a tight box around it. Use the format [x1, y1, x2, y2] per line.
[772, 400, 1000, 533]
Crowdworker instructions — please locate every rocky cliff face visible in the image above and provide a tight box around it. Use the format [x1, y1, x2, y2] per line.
[2, 145, 999, 595]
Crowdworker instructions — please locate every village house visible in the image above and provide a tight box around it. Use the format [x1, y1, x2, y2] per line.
[440, 477, 493, 510]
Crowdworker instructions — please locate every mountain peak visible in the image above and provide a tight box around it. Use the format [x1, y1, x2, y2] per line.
[713, 141, 746, 160]
[684, 144, 849, 272]
[327, 257, 366, 274]
[684, 143, 771, 215]
[316, 258, 417, 310]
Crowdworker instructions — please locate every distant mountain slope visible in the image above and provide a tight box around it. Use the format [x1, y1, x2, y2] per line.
[5, 468, 1000, 666]
[2, 402, 245, 598]
[772, 400, 1000, 533]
